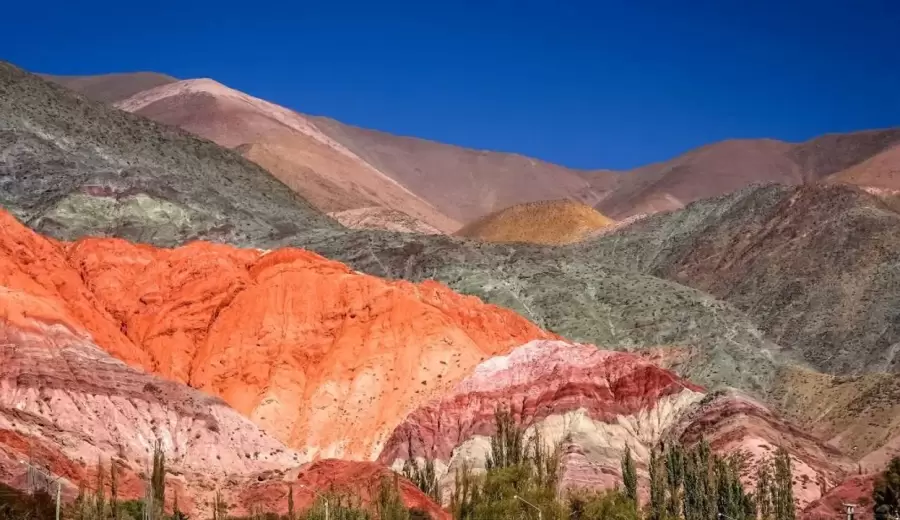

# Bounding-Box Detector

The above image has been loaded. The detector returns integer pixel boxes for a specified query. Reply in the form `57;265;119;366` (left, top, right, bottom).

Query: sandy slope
456;199;614;245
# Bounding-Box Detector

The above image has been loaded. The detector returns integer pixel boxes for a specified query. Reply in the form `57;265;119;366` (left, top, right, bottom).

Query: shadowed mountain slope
828;143;900;191
41;71;178;103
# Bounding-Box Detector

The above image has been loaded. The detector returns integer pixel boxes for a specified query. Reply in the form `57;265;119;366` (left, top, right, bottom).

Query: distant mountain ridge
39;71;178;103
44;72;613;229
44;71;900;230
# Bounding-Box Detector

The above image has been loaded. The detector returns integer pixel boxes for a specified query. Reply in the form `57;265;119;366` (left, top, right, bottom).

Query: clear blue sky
3;0;899;170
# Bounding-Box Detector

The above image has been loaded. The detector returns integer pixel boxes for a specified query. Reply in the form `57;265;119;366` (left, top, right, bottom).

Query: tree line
403;407;797;520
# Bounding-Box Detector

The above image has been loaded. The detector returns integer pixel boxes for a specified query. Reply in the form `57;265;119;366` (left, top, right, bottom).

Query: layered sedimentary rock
0;209;554;462
379;340;852;507
0;322;448;519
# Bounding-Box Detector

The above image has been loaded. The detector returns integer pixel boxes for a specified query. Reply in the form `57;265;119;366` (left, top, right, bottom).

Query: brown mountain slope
789;127;900;179
828;143;900;190
311;116;612;222
40;71;178;103
770;365;900;469
112;79;459;232
455;199;614;245
596;139;802;218
47;69;900;229
598;129;900;219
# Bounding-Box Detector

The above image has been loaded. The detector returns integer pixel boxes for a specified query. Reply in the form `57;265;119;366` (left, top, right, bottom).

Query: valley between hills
2;60;900;519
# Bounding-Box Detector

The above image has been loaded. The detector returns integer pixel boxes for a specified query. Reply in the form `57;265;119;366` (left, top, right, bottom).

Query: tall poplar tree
773;447;796;520
621;445;638;510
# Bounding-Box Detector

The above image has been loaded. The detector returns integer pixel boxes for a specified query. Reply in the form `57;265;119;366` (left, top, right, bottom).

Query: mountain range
2;59;900;518
45;70;900;235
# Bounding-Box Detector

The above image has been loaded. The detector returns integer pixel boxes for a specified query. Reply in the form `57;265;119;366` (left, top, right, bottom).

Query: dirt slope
789;128;900;180
596;139;802;218
40;71;178;103
455;199;614;245
828;143;900;190
113;79;459;232
310;116;609;223
597;129;900;219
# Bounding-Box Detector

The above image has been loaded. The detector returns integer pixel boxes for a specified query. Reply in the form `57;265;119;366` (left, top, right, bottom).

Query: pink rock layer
0;305;444;517
379;340;854;508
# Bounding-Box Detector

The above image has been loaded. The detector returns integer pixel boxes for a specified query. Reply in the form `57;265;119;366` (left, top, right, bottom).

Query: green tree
621;445;638;510
110;460;119;520
449;406;563;520
0;482;55;520
874;456;900;518
449;461;480;520
714;456;741;520
666;444;685;519
212;489;228;520
118;499;144;520
647;445;667;520
151;441;166;520
755;455;774;520
171;491;188;520
682;447;702;520
772;447;796;520
402;457;439;502
96;457;107;520
374;475;409;520
302;493;370;520
486;407;525;470
570;489;641;520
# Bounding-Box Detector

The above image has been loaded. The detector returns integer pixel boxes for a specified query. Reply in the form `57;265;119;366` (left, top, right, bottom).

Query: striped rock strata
0;312;446;517
0;209;553;462
378;340;853;508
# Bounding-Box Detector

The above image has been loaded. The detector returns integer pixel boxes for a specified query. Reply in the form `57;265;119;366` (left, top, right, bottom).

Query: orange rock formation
0;210;554;461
